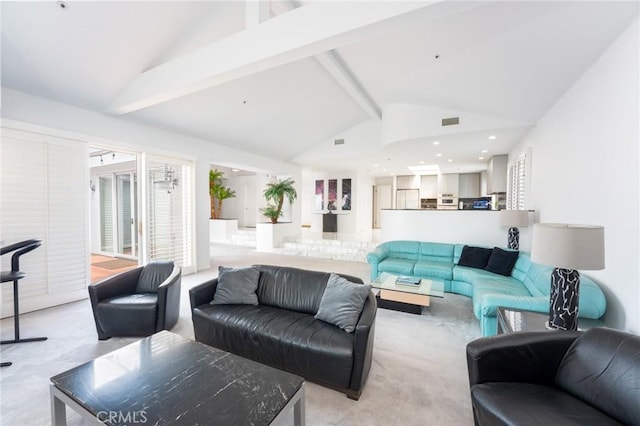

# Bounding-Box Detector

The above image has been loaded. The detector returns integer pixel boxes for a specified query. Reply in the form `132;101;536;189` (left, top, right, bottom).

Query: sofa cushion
417;242;454;262
211;266;259;305
256;265;329;314
315;273;371;333
413;260;453;280
378;258;416;276
136;261;174;293
472;279;530;319
471;382;621;426
96;293;158;335
457;246;493;269
192;304;354;388
453;265;509;283
555;328;640;425
485;247;519;276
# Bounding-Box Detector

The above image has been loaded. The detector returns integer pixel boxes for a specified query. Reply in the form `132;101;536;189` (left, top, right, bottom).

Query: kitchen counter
380;209;534;251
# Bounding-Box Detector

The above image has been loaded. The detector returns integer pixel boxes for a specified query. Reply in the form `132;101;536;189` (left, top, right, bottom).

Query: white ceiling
2;1;638;177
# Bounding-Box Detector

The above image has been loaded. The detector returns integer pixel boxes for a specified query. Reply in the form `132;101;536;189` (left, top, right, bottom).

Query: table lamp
500;210;529;250
531;223;605;331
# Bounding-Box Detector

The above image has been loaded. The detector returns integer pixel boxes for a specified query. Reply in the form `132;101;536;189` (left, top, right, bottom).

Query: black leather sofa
189;265;376;400
466;328;640;425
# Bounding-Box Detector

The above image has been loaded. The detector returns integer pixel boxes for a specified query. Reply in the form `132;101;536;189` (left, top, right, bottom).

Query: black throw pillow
485;247;519;277
457;246;493;269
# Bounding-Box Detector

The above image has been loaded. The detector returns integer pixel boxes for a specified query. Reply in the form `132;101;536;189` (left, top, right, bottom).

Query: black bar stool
1;239;47;367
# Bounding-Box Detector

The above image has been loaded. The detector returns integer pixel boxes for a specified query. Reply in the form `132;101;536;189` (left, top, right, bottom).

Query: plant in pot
209;169;236;219
262;177;297;224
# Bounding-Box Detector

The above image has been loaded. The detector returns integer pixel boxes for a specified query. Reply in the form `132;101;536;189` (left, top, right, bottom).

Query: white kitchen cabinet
487;155;508;194
396;175;419;189
437;173;459;194
420;175;438;199
459;173;481;198
480;171;488;196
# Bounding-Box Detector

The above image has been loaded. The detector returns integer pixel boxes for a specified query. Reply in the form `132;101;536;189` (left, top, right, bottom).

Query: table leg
50;386;67;426
293;384;305;426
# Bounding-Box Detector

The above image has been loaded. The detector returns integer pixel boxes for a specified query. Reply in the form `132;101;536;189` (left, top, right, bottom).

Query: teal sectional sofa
366;241;606;336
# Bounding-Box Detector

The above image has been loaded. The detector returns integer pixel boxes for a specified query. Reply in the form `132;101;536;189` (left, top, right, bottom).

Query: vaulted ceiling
2;1;638;176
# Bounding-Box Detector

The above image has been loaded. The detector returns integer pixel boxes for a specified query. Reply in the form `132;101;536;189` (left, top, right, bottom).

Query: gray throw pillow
136;260;174;293
315;273;371;333
211;266;260;305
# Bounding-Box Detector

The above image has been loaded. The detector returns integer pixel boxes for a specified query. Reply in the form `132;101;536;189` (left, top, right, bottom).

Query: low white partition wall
256;222;299;252
380;210;534;252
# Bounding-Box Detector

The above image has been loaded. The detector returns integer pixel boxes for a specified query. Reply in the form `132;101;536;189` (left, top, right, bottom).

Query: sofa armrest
189;278;218;310
156;266;182;331
466;331;580;387
366;246;388;280
88;267;143;305
480;294;549;317
349;291;377;392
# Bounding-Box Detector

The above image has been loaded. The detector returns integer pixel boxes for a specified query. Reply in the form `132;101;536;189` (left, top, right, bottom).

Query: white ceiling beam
271;0;381;120
245;0;270;29
108;1;441;115
314;51;381;120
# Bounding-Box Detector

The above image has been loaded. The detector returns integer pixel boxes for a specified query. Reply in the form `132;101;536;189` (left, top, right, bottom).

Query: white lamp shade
500;210;529;228
531;223;605;270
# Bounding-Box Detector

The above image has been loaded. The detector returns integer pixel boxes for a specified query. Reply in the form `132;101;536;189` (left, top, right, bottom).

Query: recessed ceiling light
433;141;440;146
448;158;453;162
419;160;424;164
481;149;488;153
478;156;485;160
488;135;496;140
436;153;442;157
390;173;394;176
373;163;379;167
383;168;387;172
231;168;240;172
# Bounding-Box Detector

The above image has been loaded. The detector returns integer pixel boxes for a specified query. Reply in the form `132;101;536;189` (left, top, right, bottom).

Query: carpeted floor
1;247;479;425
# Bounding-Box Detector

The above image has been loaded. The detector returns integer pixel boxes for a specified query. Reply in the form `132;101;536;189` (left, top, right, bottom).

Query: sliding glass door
143;155;195;273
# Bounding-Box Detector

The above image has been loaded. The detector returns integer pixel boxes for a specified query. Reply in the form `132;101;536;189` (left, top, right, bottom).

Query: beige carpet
1;246;479;426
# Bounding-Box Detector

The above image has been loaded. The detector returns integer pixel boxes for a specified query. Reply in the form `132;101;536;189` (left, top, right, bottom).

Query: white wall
2;88;299;271
301;169;373;234
509;18;639;333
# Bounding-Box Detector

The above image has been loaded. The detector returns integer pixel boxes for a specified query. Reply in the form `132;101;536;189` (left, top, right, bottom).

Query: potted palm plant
209;169;237;219
256;177;298;252
261;177;297;224
209;169;237;242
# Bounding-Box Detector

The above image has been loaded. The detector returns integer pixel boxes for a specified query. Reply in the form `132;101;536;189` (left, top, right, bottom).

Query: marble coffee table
50;331;304;425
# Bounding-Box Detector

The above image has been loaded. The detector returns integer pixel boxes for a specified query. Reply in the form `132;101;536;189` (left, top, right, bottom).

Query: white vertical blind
507;154;527;210
145;157;194;271
99;175;113;252
1;129;88;316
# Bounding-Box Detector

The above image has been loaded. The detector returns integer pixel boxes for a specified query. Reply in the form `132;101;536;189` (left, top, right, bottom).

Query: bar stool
1;239;47;367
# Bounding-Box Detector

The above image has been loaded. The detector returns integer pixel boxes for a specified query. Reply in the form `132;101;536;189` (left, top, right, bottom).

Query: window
507;152;527;210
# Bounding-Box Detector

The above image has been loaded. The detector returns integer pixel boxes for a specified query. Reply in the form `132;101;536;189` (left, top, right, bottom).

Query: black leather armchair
466;328;640;426
88;261;181;340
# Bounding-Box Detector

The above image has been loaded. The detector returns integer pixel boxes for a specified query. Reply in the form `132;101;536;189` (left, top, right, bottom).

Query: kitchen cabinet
420;175;438;199
396;175;419;190
487;155;507;194
480;171;488;196
459;173;481;198
437;173;459;195
396;189;420;209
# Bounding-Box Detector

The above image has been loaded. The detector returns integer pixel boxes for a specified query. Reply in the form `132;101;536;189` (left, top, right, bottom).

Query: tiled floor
90;254;137;283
